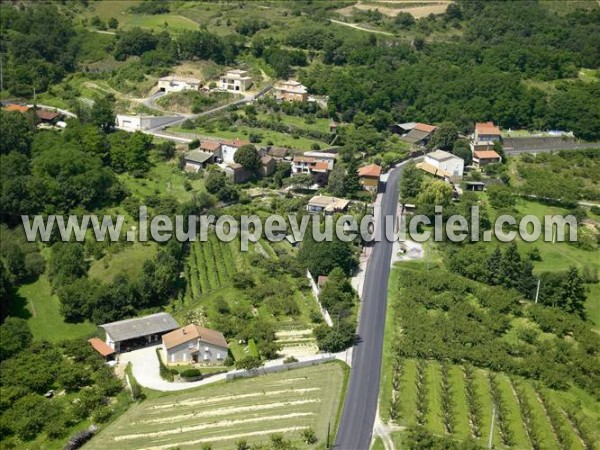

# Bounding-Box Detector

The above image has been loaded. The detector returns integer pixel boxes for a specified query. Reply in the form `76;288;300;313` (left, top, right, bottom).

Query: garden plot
85;363;345;450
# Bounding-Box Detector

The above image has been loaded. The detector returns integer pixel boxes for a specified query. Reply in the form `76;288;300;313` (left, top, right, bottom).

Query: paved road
334;164;405;450
504;143;599;154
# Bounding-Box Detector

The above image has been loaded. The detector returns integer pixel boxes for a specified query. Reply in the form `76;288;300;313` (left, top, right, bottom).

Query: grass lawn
13;275;96;342
89;242;157;283
169;125;327;151
119;160;206;203
256;112;332;134
86;362;347;449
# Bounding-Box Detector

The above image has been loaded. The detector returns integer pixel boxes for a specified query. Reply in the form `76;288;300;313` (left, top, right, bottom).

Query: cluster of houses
2;103;67;129
403;121;504;184
182;138;277;183
90;312;230;365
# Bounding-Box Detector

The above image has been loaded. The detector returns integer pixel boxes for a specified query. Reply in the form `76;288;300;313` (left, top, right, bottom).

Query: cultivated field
85;363;346;449
386;358;598;449
337;1;452;18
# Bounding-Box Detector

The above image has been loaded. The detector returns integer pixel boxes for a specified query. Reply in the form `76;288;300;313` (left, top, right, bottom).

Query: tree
452;140;472;166
107;17;119;29
327;165;346;197
344;159;362;197
205;170;227;194
314;320;355;352
417;180;453;207
399;162;423;201
319;268;356;318
298;234;358;277
0;110;33;155
90;96;115;132
428;122;458;151
233;144;261;172
108;131;152;174
0;317;32;361
487;184;516;210
235;355;262;370
155;141;175;160
48;243;88;289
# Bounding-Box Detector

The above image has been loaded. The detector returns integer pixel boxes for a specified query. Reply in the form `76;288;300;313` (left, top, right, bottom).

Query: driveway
118;345;227;392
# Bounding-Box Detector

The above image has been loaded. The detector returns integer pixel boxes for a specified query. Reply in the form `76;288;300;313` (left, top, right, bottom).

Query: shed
100;312;179;353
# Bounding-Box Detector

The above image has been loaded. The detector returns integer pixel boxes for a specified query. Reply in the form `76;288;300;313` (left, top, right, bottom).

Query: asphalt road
334;164;404;450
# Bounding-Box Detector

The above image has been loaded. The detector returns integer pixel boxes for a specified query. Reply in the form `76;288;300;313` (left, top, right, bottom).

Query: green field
386;357;596;449
13;275;96;342
86;363;347;449
89;242;157;283
170;125;328;151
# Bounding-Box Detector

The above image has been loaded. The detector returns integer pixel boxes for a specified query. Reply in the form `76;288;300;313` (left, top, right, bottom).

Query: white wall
221;144;238;163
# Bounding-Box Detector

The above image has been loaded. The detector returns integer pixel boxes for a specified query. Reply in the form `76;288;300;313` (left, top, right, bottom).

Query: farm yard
337;1;453;18
85;363;347;449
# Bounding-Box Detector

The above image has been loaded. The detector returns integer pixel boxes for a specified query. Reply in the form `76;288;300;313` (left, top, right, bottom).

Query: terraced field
387;358;598;449
85;363;346;449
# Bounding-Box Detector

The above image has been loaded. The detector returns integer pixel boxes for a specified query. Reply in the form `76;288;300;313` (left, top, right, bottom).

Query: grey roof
399;129;430;144
185;150;214;164
398;122;417;131
100;313;179;342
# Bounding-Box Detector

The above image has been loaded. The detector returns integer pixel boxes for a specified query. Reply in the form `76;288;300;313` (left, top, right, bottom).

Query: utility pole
535;279;541;304
426;238;431;271
488;405;496;449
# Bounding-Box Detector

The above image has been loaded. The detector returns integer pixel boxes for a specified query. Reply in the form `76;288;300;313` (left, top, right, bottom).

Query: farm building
157;76;201;93
162;324;228;364
358;164;382;193
273;80;308;102
292;152;336;175
392;122;437;146
218;69;253;92
260;155;276;176
307;195;349;214
100;313;179;353
88;338;116;361
183;150;214;172
417;150;464;182
223;163;252;184
115;114;179;132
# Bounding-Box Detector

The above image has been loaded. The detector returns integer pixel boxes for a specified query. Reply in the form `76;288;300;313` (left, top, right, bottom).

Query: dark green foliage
108;130;152;174
90;96;116;133
538;266;587;318
129;0;170;15
313;320;355;353
298;233;357;278
0;110;33;155
318;268;356;319
235;355;262;370
404;425;483;449
486;184;516;210
233;144;261;172
0;317;32;361
399;162;423;202
1;4;77;96
156;348;176;381
488;374;513;446
114;27;158;60
180;368;202;378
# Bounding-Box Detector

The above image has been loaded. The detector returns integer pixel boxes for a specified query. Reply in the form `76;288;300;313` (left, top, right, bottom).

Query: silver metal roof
100;313;179;342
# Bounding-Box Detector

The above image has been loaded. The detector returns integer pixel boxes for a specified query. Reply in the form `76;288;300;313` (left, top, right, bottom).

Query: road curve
334;164;405;450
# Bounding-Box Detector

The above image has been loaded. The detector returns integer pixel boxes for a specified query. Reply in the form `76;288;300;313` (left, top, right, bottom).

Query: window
203;354;209;361
188;342;194;349
217;353;222;360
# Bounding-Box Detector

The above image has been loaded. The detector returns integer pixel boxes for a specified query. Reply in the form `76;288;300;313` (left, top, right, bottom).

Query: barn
100;313;179;353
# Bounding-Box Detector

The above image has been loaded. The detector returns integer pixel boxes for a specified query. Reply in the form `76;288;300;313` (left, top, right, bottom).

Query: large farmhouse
100;313;179;353
162;324;228;364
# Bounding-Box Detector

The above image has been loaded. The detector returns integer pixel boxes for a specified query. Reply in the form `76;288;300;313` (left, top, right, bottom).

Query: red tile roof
36;110;59;121
89;338;116;357
475;122;501;136
162;324;228;350
200;141;222;152
414;123;437;133
312;161;330;172
318;275;328;287
358;164;382;178
221;138;250;148
474;150;501;159
5;104;29;113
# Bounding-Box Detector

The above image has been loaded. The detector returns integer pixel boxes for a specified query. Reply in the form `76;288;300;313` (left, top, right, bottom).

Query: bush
283;356;298;364
180;368;202;378
235;356;262;370
92;406;113;423
156;349;176;382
